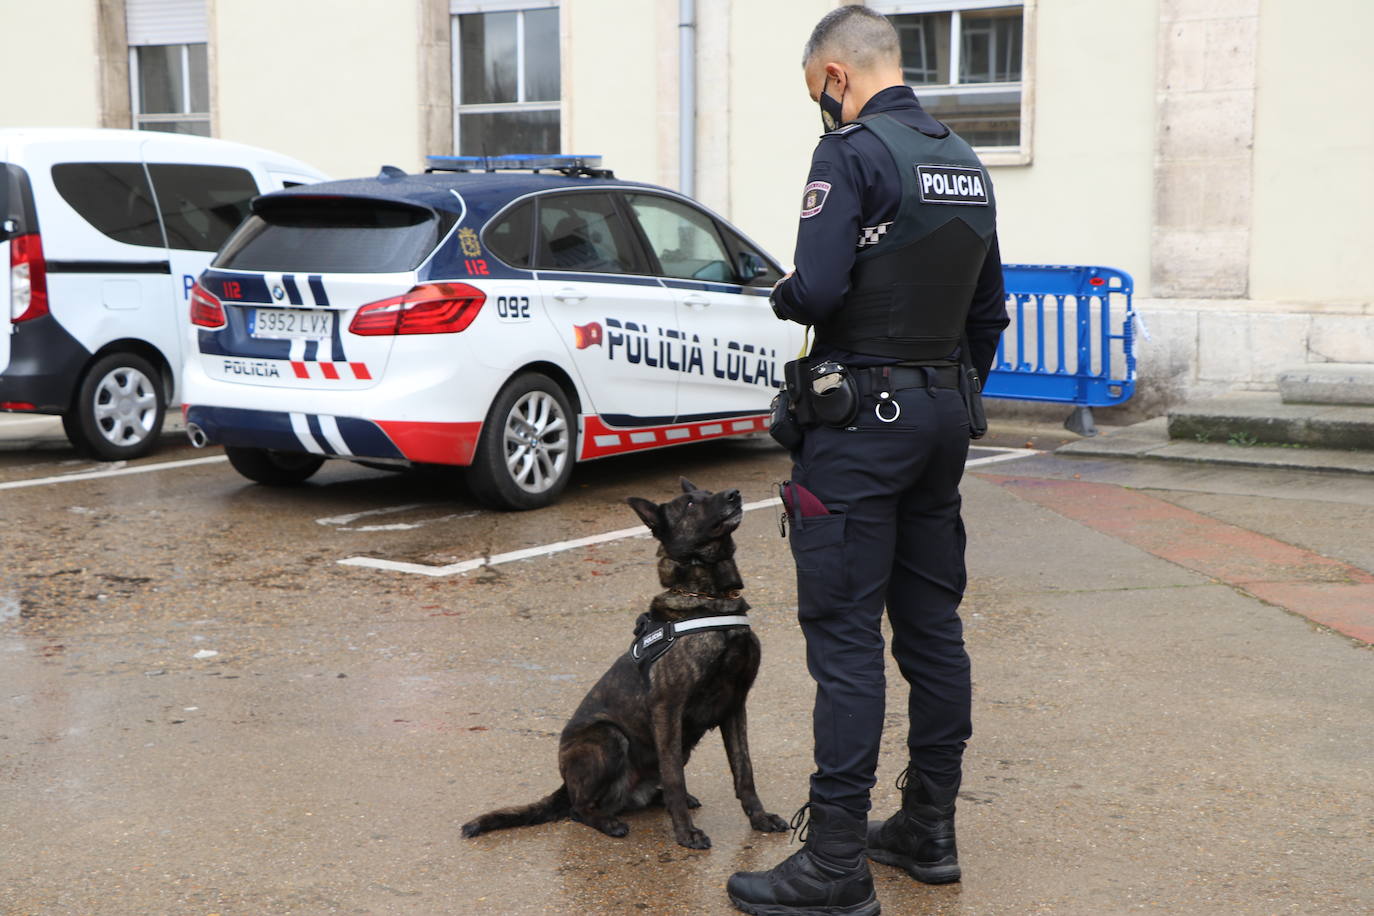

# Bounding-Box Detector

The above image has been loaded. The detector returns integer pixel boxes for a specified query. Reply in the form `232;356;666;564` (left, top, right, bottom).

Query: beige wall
990;0;1157;290
0;0;104;127
1250;0;1374;303
211;0;425;179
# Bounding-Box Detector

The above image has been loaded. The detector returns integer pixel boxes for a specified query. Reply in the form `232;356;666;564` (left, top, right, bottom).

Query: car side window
485;200;534;268
51;162;166;249
147;164;260;252
534;193;641;274
625;193;734;283
719;224;783;288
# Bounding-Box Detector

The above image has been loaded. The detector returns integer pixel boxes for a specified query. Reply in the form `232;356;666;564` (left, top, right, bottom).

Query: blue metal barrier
983;264;1137;436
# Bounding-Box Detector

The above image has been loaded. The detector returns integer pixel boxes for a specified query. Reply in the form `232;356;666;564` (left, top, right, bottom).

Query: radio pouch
958;333;988;439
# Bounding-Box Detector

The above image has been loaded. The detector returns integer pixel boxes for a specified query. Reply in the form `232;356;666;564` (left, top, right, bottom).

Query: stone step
1166;394;1374;451
1056;416;1374;475
1278;363;1374;406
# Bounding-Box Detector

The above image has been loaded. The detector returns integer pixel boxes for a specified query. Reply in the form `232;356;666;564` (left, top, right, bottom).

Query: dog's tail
461;785;571;838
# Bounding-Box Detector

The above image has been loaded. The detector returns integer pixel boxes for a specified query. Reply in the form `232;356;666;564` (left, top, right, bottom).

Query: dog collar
669;587;743;600
629;612;752;669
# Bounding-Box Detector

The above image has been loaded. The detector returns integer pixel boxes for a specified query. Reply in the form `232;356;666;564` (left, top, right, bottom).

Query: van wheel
64;352;165;460
225;446;325;486
466;372;576;511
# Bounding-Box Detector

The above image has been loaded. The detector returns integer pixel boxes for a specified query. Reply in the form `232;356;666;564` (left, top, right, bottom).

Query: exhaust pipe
186;423;208;448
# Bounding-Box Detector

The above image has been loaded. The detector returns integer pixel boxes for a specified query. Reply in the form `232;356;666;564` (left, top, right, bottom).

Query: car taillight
349;282;487;336
9;233;49;323
189;281;227;328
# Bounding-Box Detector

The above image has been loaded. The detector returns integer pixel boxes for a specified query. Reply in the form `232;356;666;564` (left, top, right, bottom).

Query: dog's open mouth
712;507;744;536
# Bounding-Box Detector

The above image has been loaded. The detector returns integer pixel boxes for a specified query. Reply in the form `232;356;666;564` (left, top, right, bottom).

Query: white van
1;128;326;459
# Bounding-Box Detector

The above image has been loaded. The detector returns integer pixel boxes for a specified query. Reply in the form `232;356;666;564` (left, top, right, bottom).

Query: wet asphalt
1;416;1371;915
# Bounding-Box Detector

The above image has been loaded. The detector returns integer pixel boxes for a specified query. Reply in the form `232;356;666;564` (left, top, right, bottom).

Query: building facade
4;0;1371;412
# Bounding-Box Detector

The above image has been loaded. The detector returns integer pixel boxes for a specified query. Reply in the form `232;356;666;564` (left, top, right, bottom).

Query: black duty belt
856;365;961;394
629;612;751;670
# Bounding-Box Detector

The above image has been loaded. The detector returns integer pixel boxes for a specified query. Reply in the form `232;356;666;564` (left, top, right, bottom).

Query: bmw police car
183;155;802;510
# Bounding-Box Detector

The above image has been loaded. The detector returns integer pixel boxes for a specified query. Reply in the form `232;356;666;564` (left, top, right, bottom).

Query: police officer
727;7;1009;915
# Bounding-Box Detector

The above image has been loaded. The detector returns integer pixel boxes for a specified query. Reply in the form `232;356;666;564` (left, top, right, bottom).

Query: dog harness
629;611;752;670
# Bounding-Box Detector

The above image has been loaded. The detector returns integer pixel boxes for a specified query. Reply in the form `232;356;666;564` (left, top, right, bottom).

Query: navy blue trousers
788;383;972;814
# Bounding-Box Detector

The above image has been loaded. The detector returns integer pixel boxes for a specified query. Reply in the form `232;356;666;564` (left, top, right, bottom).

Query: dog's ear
679;477;698;494
625;496;663;533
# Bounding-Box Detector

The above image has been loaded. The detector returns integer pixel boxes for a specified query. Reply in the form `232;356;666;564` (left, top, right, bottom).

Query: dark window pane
960;8;1022;84
2;164;38;241
535;193;641;274
148;164;259;252
922;89;1021;147
140;119;212;137
891;13;950;85
524;8;561;102
625;194;731;281
485;201;533;268
215;199;452;273
137;44;184;114
458;109;559;156
51;162;164;248
188;43;209;112
460;12;518;105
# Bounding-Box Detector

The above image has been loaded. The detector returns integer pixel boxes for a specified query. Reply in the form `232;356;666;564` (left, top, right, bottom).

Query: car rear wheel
467;372;576;511
63;352;166;460
225;446;325;486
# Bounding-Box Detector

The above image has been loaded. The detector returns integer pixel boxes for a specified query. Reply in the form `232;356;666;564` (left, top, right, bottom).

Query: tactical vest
815;114;997;362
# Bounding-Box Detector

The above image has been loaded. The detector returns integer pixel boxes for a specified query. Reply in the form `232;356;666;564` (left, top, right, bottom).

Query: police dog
461;479;789;849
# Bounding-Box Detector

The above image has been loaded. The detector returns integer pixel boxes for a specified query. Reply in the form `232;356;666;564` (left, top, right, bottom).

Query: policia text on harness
770;113;993;444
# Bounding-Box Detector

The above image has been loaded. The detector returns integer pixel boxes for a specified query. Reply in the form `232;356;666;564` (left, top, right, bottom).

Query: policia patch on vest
915;164;989;206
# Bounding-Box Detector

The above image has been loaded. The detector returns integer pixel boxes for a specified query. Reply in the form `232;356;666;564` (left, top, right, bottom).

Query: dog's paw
750;812;790;833
676;827;712;850
604;820;630;838
686;793;702;809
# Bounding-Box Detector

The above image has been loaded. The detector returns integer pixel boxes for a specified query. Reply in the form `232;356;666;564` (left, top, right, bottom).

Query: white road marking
0;455;229;491
337;447;1042;578
315;503;430;526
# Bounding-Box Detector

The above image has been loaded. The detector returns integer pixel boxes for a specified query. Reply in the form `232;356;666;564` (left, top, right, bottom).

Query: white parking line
338;447;1041;577
0;455;229;491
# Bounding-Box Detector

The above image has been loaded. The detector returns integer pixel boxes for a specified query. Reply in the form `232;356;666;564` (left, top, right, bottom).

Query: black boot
866;767;961;884
727;802;880;916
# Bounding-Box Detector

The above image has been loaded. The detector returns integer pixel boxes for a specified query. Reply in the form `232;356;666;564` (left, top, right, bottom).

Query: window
451;2;561;155
130;43;210;136
625;195;735;283
215;199;453;274
534;194;642;274
485;201;535;268
718;226;784;288
873;1;1028;155
51;163;166;249
147;164;258;252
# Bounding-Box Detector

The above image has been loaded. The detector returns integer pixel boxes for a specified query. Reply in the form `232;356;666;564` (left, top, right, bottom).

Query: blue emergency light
425;154;611;177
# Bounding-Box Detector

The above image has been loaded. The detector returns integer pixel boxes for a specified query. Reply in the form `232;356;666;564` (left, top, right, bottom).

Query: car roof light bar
425;154;613;178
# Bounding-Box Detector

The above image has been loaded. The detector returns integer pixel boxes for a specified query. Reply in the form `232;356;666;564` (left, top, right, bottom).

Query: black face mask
819;74;845;132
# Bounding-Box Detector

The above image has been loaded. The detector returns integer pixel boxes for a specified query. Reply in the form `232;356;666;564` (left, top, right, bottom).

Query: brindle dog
461;479;789;849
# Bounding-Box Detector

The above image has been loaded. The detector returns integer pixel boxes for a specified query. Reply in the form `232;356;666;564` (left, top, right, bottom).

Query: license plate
249;308;335;340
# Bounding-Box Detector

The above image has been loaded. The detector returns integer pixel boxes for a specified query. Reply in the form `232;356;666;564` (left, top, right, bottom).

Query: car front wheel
225;446;325;486
63;352;166;460
466;372;576;511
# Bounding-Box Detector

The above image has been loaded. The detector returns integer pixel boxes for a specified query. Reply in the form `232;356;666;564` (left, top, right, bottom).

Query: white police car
183;155;802;510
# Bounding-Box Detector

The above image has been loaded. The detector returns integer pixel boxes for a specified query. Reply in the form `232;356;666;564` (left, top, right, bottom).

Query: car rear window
213;197;454;273
148;163;258;252
534;193;643;274
484;200;533;268
2;164;38;241
51;162;165;248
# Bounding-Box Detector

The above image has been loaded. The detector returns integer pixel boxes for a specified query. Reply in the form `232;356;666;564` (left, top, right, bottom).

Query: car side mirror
736;251;768;281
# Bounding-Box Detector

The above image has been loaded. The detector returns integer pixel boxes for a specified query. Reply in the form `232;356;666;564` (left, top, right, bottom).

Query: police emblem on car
915;164;989;206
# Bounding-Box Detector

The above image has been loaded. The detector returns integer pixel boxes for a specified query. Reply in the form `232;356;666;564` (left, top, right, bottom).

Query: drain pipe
679;0;696;197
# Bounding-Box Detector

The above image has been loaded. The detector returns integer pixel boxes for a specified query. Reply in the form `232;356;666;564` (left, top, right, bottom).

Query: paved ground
1;415;1370;914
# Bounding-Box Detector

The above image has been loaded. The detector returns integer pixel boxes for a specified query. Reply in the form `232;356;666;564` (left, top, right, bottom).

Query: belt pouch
769;387;803;450
783;358;817;426
958;335;988;439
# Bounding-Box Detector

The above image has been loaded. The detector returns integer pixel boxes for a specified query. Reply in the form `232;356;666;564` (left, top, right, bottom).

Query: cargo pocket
790;510;849;621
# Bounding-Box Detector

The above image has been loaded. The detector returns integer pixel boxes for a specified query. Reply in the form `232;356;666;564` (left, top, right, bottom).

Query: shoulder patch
800;181;831;219
915;164;990;206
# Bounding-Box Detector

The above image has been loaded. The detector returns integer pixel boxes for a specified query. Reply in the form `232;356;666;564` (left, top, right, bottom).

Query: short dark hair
802;5;901;69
